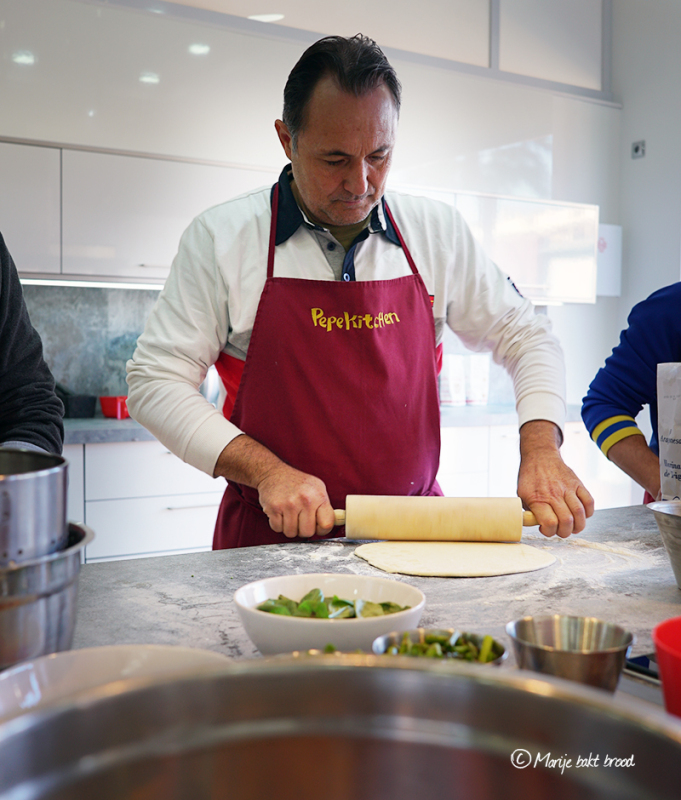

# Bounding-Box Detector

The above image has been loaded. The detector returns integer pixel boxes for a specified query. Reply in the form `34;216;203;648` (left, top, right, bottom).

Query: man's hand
213;434;335;538
518;420;595;538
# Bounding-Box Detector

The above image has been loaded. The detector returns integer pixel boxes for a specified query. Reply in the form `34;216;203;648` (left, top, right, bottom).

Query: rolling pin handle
334;509;346;527
523;510;538;527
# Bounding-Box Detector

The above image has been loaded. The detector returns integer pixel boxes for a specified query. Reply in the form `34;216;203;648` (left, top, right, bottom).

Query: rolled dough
354;541;556;577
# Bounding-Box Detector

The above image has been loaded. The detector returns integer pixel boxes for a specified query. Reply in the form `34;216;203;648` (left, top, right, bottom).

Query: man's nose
344;162;369;196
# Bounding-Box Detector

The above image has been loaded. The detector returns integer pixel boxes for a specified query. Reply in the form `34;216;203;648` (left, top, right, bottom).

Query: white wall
611;0;681;331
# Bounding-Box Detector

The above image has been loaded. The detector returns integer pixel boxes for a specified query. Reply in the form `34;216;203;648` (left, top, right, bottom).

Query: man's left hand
517;420;595;538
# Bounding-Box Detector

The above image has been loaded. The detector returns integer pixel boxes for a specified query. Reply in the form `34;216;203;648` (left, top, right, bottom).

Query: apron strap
267;183;280;279
383;202;419;276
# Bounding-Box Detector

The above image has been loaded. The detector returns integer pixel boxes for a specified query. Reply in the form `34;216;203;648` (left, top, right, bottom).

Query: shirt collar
271;165;400;247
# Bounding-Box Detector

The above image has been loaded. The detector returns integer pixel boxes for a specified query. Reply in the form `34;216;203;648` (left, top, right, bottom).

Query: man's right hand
213;434;335;538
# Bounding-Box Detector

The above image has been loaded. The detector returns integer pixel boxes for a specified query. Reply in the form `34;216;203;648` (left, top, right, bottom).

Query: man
582;281;681;502
0;232;64;454
127;34;593;548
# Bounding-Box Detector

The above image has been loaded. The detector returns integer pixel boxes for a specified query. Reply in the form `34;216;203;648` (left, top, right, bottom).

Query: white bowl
234;573;425;655
0;645;230;722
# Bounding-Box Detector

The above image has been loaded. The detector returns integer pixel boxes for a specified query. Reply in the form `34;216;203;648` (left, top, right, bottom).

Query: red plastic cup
99;396;129;420
652;616;681;717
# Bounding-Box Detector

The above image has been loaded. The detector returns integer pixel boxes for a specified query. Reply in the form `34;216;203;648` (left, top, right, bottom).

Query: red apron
213;185;442;549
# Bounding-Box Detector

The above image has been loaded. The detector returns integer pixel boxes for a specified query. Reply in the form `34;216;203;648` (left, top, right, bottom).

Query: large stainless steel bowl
0;656;679;799
0;522;94;670
648;501;681;589
0;448;68;566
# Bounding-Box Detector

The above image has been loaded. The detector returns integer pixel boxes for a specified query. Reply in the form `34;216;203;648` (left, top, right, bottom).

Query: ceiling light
247;14;285;23
12;50;35;65
139;72;160;84
188;43;210;55
87;110;96;117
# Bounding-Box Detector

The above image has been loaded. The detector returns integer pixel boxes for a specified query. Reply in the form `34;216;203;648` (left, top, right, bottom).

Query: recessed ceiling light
247;14;285;23
139;72;160;84
188;43;210;56
12;50;35;65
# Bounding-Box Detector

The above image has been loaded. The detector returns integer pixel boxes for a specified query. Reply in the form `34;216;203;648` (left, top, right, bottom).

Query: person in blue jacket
581;281;681;502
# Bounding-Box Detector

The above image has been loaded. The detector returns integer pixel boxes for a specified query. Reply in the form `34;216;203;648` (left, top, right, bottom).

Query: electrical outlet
632;140;646;159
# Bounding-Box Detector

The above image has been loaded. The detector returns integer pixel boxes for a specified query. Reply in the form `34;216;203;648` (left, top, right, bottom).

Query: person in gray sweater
0;232;64;454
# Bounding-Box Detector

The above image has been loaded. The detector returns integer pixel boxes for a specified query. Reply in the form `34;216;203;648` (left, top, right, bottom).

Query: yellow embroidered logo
311;308;401;331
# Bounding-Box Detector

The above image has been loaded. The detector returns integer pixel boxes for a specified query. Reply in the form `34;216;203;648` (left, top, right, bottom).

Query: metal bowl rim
2;654;680;747
0;522;94;575
648;500;681;517
0;448;68;481
505;614;634;655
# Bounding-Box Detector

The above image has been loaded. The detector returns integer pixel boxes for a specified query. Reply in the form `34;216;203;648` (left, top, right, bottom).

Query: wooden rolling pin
333;495;538;542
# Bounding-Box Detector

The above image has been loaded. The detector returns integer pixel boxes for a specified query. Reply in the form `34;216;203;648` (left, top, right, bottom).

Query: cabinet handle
137;263;170;269
165;503;218;511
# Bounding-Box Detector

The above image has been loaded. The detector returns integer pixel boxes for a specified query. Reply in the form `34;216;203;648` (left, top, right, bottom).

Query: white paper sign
657;363;681;500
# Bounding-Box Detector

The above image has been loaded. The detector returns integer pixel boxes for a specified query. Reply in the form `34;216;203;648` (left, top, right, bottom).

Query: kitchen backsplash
23;284;515;407
22;286;160;397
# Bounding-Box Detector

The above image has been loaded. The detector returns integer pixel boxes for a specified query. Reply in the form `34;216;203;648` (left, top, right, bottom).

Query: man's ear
274;119;294;159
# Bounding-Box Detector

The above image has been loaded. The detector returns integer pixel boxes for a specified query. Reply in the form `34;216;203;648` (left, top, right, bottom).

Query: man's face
275;76;398;227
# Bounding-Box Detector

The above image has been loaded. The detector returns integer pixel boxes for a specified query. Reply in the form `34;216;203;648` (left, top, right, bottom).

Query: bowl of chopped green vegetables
234;573;425;655
372;628;506;665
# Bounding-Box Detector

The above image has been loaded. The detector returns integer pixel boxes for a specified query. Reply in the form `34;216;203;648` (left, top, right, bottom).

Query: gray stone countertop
74;504;678;707
65;404;584;443
64;418;156;444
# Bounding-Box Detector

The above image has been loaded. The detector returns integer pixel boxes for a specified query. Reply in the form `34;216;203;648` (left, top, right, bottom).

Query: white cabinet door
63;444;85;524
0;141;60;274
84;491;223;561
84;441;225;501
437;426;489;497
62;149;277;280
488;425;520;497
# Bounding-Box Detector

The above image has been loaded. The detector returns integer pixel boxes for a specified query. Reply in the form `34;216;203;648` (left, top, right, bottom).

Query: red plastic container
652;616;681;718
99;396;129;420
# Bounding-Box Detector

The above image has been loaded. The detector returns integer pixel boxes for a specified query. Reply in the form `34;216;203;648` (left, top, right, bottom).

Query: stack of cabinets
437;422;636;509
1;139;277;282
64;441;225;562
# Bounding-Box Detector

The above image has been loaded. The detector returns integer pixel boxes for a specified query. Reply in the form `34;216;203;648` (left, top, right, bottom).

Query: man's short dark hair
282;34;401;146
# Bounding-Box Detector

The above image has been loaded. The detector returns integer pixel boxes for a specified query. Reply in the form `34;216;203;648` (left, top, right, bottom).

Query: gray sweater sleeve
0;232;64;454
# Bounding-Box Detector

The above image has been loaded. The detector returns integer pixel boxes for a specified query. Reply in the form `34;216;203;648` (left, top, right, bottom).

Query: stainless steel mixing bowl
0;448;68;566
506;614;633;692
0;522;94;670
0;656;679;799
648;501;681;589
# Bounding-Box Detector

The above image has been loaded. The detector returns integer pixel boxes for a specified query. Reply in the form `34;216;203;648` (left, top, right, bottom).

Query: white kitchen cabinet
84;492;224;561
62;150;277;281
84;441;222;501
0;141;60;274
64;443;85;524
83;441;225;562
438;419;636;510
437;426;489;497
488;425;521;497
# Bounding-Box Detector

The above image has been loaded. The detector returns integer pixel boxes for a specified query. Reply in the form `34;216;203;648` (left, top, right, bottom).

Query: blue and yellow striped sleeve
590;415;645;457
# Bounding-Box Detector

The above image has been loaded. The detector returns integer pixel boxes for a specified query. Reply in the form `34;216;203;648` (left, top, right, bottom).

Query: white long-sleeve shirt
126;168;566;477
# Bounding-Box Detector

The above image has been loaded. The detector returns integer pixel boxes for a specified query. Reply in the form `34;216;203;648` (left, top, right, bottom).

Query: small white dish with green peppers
234;573;425;655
